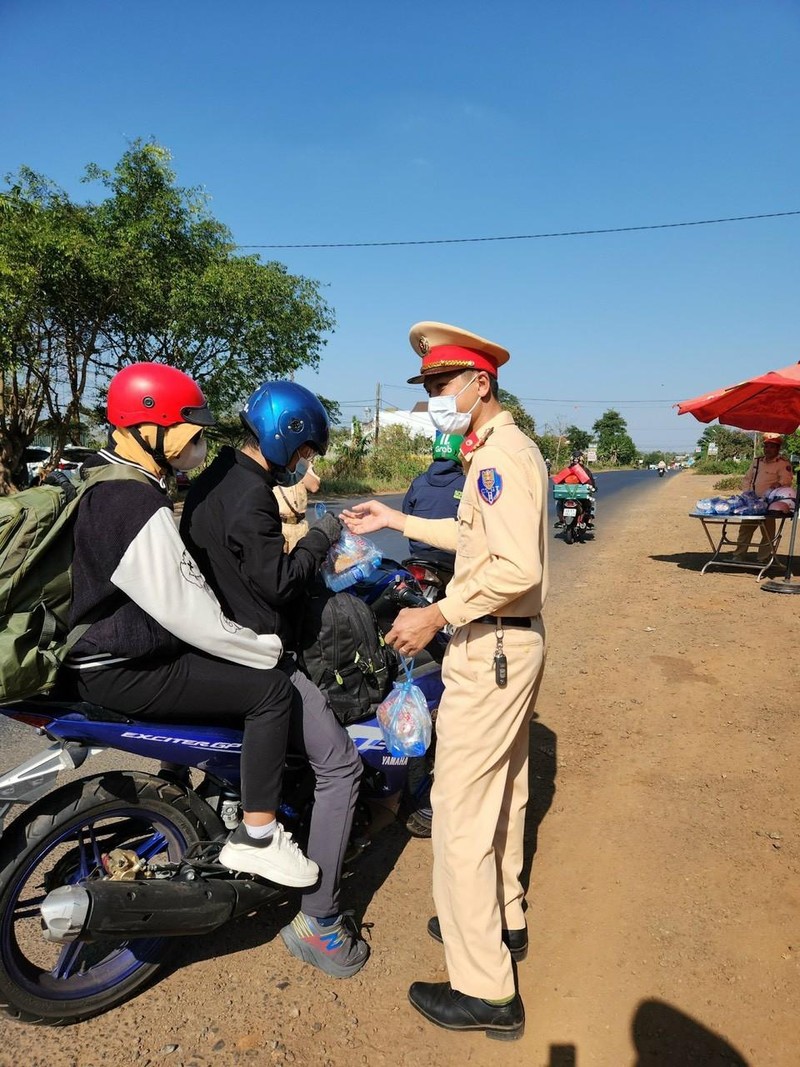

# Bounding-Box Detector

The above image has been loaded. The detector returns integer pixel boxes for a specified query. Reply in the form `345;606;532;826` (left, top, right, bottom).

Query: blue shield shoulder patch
478;467;503;505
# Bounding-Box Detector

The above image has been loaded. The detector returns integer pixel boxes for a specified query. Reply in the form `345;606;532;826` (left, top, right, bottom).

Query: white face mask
172;435;207;472
427;376;480;436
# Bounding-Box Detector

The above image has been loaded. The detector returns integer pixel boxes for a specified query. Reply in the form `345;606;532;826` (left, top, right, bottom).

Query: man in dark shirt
402;432;465;558
181;381;369;979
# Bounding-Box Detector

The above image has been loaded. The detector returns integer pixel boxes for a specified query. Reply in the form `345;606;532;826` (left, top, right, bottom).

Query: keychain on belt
494;620;507;687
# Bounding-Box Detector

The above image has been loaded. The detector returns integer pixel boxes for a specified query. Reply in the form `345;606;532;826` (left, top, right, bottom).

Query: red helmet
107;363;215;428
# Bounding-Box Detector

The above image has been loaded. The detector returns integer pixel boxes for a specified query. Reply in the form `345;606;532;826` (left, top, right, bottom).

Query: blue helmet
240;381;330;468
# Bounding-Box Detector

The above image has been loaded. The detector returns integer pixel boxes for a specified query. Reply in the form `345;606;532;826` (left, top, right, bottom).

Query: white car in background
23;446;97;486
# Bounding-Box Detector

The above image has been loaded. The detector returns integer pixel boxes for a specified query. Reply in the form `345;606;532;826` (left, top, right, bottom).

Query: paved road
318;467;674;564
0;470;677;773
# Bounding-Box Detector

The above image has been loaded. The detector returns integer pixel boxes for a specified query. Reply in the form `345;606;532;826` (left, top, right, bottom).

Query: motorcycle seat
6;693;132;723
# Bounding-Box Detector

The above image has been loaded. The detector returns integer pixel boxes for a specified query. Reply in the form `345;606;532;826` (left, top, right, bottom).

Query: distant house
362;404;436;441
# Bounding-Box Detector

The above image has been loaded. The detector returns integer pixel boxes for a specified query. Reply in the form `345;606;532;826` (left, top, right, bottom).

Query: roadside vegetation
3;138;709;497
0;141;333;493
692;425;800;489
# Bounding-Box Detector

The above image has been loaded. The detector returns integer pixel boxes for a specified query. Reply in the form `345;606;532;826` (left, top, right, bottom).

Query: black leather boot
427;915;528;962
408;981;524;1040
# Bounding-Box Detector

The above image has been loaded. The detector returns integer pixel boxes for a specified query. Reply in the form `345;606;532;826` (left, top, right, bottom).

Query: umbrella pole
761;465;800;594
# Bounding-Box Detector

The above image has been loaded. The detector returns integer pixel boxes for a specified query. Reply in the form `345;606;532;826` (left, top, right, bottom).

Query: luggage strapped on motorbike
0;463;148;703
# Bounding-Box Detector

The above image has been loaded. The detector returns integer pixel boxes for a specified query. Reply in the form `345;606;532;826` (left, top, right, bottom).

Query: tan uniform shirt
741;455;794;497
272;483;308;552
273;467;321;553
403;410;549;626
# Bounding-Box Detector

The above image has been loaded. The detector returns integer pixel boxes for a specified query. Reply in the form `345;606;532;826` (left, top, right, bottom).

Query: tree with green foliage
641;450;671;467
695;425;755;462
317;396;342;426
592;409;636;465
564;424;592;453
782;429;800;461
498;388;535;437
0;141;335;492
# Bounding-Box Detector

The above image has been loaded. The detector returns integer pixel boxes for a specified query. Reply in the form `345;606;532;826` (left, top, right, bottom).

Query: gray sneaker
218;822;319;888
280;912;370;978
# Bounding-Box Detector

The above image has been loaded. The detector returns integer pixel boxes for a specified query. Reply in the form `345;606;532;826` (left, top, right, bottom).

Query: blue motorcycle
0;563;444;1025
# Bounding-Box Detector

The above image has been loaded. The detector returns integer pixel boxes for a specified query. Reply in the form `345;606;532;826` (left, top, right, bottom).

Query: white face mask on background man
427;375;480;436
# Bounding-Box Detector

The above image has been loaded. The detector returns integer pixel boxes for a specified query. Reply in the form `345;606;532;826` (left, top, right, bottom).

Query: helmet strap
129;425;169;471
154;425;169;470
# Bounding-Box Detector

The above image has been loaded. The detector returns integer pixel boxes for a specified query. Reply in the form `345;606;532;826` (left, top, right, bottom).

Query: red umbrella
676;360;800;433
677;360;800;593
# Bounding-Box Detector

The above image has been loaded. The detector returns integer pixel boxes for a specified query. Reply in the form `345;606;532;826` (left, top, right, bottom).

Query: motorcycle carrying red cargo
0;464;147;703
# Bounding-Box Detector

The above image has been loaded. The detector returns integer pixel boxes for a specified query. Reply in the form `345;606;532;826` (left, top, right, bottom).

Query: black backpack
299;587;398;726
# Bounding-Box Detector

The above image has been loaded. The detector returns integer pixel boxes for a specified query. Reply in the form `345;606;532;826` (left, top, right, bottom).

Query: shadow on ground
546;998;749;1066
521;716;558;894
631;998;749;1066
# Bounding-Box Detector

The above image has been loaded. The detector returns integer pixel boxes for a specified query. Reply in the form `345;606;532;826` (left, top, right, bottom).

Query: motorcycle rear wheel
564;524;575;544
0;771;204;1025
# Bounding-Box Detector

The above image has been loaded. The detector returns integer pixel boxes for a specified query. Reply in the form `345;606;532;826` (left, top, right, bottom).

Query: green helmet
432;432;463;463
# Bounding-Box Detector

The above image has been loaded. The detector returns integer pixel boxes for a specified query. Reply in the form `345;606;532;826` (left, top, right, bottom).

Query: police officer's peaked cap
407;322;510;384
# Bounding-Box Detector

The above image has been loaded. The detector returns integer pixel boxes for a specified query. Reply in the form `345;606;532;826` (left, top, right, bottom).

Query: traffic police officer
343;322;548;1041
733;432;794;562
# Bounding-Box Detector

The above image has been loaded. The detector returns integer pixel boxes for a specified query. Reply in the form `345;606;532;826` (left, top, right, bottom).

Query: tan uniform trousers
735;517;776;558
432;616;546;1000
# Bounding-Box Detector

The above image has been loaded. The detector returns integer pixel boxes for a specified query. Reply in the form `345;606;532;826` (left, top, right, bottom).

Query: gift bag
316;504;382;591
376;658;432;757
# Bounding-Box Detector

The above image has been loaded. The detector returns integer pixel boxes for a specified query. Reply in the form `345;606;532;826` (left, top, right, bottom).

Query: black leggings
75;650;294;812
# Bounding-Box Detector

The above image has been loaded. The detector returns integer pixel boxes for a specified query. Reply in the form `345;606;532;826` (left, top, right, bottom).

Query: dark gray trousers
75;653;362;918
285;665;362;918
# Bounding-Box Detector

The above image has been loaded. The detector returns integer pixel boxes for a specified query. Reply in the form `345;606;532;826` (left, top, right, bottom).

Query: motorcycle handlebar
387;583;429;609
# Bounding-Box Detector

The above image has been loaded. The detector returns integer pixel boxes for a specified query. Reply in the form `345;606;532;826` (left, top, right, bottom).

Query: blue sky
2;0;799;451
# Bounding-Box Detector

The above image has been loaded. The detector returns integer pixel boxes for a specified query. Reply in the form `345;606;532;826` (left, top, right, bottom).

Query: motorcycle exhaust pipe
40;876;282;944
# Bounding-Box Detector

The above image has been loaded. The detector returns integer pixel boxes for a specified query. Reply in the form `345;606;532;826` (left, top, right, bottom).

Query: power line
235;209;800;250
516;397;679;405
382;383;679;404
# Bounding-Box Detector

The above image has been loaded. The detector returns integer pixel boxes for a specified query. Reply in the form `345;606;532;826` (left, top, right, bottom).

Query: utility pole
374;382;381;442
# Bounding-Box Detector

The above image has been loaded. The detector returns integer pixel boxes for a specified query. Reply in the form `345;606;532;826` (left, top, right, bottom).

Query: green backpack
0;463;147;704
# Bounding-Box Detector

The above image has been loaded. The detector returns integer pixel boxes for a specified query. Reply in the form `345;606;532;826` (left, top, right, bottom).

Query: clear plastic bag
315;504;382;591
695;497;718;514
376;658;432;757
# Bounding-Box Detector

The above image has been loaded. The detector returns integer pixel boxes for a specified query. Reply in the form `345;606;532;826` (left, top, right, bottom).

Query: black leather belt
473;615;533;628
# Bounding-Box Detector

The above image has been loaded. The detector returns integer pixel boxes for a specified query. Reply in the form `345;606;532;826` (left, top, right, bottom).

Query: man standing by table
343;321;548;1041
733;433;794;562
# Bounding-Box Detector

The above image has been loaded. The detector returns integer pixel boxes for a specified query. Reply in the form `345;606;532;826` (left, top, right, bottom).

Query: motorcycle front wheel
0;771;204;1025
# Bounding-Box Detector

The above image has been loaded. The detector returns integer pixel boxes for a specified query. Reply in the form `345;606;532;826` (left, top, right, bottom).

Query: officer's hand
313;511;344;548
386;603;446;658
341;500;404;534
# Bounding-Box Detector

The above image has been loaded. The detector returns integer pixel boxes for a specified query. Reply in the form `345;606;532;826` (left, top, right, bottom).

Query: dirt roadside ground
2;471;798;1067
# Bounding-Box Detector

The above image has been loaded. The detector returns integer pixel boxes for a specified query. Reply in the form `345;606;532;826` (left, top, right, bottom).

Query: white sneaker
218;821;319;888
